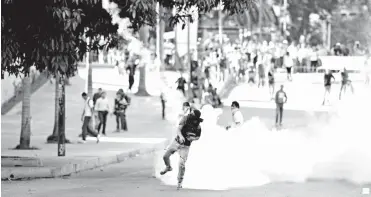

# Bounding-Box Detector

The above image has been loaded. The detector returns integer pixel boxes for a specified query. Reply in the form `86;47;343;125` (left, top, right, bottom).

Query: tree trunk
135;66;150;96
57;74;66;156
135;26;150;97
87;60;93;97
47;73;70;144
47;72;59;143
17;74;31;149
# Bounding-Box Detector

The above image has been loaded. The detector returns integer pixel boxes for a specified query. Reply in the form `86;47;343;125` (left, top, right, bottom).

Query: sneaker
78;140;86;144
96;135;100;143
177;182;182;190
160;166;172;175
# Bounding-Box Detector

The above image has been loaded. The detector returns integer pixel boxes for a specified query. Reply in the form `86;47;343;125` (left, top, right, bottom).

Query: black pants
116;112;127;131
82;116;98;140
177;86;185;97
129;75;134;90
161;100;166;119
97;111;108;134
275;104;283;125
310;61;318;72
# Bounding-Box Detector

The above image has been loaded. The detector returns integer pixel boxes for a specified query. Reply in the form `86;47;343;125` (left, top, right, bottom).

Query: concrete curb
1;140;169;181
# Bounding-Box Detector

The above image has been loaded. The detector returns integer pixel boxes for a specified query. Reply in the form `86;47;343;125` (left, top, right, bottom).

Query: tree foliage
2;0;258;79
1;0;118;78
331;14;371;46
287;0;338;40
110;0;257;30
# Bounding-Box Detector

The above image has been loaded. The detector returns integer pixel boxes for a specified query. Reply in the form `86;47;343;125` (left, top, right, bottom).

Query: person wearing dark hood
93;88;103;105
339;67;354;100
126;56;139;92
160;109;203;190
175;73;187;97
114;89;131;132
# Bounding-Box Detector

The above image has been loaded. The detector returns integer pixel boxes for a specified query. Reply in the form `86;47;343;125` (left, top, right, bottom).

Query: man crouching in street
160;109;203;190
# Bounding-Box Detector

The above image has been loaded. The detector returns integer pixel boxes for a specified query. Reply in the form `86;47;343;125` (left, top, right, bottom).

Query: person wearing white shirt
95;92;110;135
226;101;244;130
81;92;99;143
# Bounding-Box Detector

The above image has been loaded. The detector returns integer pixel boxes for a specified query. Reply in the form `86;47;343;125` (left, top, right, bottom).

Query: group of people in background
79;87;131;143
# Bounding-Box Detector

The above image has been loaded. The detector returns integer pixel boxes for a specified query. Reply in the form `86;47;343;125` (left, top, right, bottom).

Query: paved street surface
2;105;371;196
2;153;370;197
223;81;370;111
2;67;370;196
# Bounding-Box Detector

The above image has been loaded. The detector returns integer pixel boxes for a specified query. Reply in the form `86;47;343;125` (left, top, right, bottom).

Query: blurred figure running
322;69;335;105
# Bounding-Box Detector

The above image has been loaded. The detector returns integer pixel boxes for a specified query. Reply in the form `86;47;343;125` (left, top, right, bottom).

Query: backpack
181;115;200;134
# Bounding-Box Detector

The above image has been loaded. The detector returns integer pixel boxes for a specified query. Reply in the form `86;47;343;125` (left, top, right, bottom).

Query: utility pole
218;4;223;46
85;36;90;94
258;0;263;41
187;18;192;99
173;8;179;70
327;20;331;50
156;2;160;61
159;6;165;69
283;0;287;37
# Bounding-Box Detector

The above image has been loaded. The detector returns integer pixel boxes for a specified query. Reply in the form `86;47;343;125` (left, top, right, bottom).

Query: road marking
86;137;167;144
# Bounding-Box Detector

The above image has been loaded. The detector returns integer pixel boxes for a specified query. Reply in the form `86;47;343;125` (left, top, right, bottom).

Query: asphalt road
217;106;330;129
2;107;370;197
2;153;370;197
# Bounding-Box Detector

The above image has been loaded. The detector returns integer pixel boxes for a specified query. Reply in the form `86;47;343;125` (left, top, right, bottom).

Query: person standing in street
226;101;244;130
160;90;167;120
95;91;110;136
80;92;100;143
175;73;187;97
114;90;130;132
257;51;266;88
322;69;335;105
180;102;191;119
284;52;294;81
93;88;103;105
126;56;138;93
339;67;354;100
275;85;287;127
160;109;203;190
92;88;103;129
268;67;275;100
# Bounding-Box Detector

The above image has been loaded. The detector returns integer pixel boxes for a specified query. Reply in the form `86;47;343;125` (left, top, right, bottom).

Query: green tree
287;0;338;41
2;0;256;149
2;0;118;148
235;0;278;31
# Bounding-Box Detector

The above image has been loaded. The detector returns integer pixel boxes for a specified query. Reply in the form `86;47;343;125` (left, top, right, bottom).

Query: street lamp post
258;0;263;40
327;19;331;50
187;18;192;100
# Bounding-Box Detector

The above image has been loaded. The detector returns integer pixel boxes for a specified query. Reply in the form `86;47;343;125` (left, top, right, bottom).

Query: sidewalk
1;70;182;180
